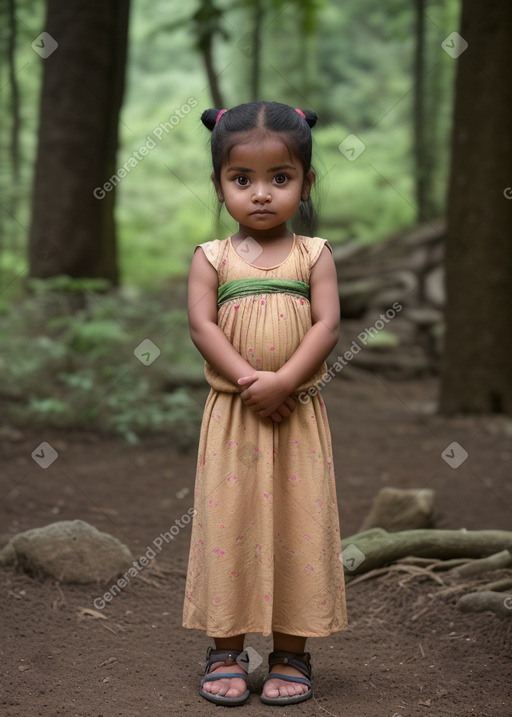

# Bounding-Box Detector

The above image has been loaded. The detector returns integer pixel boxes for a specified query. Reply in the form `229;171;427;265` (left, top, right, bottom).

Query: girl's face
214;132;314;236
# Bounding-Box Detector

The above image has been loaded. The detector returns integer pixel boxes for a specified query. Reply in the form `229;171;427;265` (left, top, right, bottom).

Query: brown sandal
260;650;313;705
199;646;250;706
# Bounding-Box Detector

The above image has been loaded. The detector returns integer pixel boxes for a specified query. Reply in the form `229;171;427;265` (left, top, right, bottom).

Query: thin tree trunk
7;0;20;216
413;0;429;222
28;0;130;284
201;39;225;109
251;0;263;101
439;0;512;414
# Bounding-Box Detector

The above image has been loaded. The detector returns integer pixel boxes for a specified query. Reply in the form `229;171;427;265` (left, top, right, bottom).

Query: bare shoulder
310;243;336;277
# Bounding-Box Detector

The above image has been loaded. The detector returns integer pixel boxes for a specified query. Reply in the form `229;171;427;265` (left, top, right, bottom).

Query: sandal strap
263;672;311;688
204;646;250;675
200;672;248;686
267;650;312;680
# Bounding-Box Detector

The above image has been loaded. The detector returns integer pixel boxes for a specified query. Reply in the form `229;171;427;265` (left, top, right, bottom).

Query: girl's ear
301;169;315;202
212;172;224;202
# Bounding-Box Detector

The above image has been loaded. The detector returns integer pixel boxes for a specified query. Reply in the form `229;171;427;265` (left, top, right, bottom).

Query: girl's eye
235;176;250;186
274;174;288;185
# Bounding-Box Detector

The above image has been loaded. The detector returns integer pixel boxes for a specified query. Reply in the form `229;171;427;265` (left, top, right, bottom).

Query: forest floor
1;371;511;717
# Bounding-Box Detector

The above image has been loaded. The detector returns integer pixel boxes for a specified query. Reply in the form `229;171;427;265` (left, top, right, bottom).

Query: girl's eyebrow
227;166;255;173
226;164;297;173
267;165;297;172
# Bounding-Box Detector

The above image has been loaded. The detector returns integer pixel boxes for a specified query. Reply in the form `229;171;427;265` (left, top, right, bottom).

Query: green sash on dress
217;278;310;308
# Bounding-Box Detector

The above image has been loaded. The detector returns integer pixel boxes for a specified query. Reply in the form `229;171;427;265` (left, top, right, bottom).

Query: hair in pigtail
201;109;221;131
302;109;318;129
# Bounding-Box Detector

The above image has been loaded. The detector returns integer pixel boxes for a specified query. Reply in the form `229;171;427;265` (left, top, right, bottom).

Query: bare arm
238;245;339;415
187;246;297;421
277;245;340;392
187;247;256;384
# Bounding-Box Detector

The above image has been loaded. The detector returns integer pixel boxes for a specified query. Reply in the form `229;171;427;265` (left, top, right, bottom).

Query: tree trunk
413;0;427;221
7;0;20;209
439;0;512;414
413;0;437;221
250;0;263;101
28;0;130;284
201;39;225;109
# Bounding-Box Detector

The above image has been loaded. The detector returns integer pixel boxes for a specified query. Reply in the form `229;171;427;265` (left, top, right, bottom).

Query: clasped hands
237;371;297;423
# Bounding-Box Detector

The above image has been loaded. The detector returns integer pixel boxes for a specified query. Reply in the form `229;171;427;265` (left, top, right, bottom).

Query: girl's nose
252;186;271;203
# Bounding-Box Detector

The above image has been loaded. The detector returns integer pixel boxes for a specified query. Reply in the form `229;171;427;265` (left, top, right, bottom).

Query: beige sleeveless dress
182;234;348;638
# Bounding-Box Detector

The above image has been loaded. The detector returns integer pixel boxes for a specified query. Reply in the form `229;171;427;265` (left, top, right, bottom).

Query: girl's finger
237;375;257;386
283;397;297;412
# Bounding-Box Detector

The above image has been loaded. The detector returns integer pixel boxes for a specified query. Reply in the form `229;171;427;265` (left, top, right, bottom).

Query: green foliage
0;0;461;294
1;284;205;447
364;330;400;349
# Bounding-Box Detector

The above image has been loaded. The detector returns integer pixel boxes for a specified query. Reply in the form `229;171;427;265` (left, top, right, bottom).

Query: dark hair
201;101;319;235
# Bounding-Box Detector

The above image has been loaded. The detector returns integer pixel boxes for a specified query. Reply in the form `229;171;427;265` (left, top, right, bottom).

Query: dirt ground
1;370;511;717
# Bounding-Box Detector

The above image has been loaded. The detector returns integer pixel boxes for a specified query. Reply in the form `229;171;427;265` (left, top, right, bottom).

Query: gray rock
359;487;435;532
0;520;133;584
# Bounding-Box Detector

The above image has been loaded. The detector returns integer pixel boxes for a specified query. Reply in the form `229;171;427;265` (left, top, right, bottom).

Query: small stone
0;520;133;584
359;487;435;532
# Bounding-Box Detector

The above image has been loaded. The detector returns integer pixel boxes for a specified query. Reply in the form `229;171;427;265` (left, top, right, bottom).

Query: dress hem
182;622;349;639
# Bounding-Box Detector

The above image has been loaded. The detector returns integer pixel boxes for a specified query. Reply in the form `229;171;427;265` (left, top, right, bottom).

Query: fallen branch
476;577;512;593
449;549;512;578
457;591;512;618
341;528;512;580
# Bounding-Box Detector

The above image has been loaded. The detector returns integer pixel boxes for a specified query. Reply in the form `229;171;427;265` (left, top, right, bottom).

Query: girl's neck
231;222;293;243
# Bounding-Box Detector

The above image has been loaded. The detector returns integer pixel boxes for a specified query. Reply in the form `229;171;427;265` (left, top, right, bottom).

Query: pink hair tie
295;108;306;119
216;109;227;124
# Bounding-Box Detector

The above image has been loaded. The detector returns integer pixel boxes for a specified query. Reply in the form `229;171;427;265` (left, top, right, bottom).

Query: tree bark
439;0;512;414
28;0;130;284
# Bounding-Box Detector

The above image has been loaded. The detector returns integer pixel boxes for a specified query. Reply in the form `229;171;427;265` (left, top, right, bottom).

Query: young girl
182;101;348;706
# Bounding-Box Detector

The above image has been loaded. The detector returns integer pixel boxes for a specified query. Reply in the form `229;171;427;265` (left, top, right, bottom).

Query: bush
1;278;205;447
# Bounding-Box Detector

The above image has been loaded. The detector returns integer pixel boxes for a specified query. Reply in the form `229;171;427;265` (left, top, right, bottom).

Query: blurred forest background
1;0;460;286
0;0;510;444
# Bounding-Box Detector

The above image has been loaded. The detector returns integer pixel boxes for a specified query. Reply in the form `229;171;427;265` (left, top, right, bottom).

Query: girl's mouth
251;210;273;215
